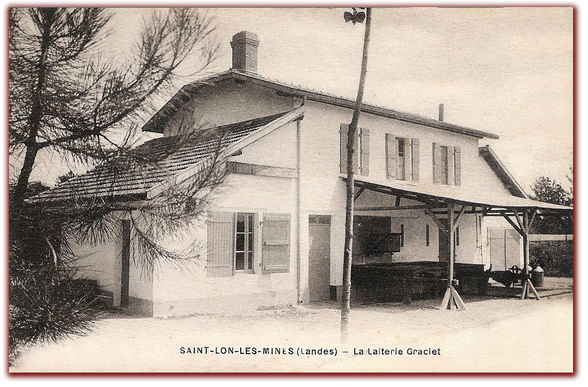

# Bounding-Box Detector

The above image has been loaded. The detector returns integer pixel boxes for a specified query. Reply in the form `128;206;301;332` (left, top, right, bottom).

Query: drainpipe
296;107;306;304
296;115;302;304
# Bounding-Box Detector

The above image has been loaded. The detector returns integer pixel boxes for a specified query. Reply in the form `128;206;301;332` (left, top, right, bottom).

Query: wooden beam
502;215;524;237
425;208;448;235
528;209;537;230
513;210;525;233
356;205;427;212
354;187;365;202
448;202;455;291
453;205;467;230
395;195;402;207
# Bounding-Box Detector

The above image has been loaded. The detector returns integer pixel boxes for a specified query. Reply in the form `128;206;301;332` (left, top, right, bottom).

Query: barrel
531;266;545;288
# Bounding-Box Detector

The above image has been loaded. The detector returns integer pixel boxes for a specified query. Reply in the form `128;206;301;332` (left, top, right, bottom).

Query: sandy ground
11;278;573;373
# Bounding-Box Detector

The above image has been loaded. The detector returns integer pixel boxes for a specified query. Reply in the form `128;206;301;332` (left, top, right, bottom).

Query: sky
14;6;574;195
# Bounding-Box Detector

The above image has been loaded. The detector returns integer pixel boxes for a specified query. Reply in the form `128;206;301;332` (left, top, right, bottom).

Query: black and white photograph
7;6;574;373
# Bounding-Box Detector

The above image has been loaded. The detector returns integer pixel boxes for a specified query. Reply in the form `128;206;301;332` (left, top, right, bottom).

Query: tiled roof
143;69;499;140
30;111;291;203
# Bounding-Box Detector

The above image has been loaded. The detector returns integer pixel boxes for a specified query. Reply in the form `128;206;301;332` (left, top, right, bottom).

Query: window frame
234;212;255;274
396;137;406;180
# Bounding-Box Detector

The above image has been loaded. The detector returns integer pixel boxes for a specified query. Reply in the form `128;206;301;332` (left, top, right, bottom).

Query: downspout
296;114;303;304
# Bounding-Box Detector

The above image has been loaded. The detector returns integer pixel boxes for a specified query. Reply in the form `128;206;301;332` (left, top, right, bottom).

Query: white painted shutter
411;138;420;182
262;213;291;273
433;142;441;184
454;146;461;186
340;124;348;173
360;128;370;176
386;133;396;180
206;211;234;277
447;145;454;186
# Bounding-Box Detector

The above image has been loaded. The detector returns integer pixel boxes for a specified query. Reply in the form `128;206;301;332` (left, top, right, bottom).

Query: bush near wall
529;240;573;278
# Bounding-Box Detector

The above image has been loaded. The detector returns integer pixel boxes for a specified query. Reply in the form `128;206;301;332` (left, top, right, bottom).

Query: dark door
439;220;449;263
309;215;331;302
121;220;131;308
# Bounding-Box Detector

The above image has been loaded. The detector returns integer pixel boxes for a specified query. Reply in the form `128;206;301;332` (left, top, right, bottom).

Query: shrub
9;251;101;365
530;240;573;278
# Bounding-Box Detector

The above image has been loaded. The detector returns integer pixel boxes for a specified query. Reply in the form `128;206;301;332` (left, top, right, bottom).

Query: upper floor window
397;138;406;180
433;143;461;186
386;134;419;182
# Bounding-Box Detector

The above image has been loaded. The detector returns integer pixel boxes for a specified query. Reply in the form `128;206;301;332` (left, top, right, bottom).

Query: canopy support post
440;202;467;310
516;209;540;300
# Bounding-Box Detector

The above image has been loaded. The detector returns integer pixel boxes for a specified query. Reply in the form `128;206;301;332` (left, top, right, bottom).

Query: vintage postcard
8;6;573;373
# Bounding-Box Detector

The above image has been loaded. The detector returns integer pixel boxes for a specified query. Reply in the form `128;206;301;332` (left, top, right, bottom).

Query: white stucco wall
162;81;299;137
151;172;298;317
295;101;508;288
71;219;153;309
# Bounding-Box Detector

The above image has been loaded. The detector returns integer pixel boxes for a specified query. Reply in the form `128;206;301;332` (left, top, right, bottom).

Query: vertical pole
448;202;455;286
341;7;372;344
523;210;529;274
447;202;455;309
121;220;131;308
296;118;302;304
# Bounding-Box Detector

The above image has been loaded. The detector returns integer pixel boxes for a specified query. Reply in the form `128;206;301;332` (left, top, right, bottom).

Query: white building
33;31;572;317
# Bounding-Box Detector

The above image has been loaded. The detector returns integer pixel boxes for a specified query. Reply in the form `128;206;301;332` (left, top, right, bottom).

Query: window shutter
447;145;454;186
433;142;441;184
411;138;420;182
360;128;370;176
262;213;291;273
403;138;411;181
206;211;234;277
340;124;358;174
454;146;461;186
386;133;396;180
339;124;348;173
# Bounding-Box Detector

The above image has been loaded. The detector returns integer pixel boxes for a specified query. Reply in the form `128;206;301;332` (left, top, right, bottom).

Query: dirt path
11;291;573;373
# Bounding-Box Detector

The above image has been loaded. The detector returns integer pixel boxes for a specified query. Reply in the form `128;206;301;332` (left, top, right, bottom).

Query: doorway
308;215;331;302
439;220;449;262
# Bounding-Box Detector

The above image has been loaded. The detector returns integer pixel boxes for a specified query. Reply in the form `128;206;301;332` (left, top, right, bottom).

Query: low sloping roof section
478;145;528;198
350;178;573;214
143;69;499;140
30;109;303;203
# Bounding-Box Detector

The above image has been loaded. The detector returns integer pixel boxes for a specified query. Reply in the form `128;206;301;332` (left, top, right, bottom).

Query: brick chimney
231;31;259;73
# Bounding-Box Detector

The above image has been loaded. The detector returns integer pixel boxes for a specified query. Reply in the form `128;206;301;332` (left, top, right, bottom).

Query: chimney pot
439;103;445;122
231;31;259;73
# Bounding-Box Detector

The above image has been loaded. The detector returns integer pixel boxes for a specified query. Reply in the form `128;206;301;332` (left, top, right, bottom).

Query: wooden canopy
346;178;573;310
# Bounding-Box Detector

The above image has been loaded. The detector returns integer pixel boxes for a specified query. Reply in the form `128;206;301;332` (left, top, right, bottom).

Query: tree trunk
11;9;55;214
341;7;372;344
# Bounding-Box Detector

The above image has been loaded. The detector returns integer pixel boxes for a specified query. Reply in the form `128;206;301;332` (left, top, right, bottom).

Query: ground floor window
207;211;291;277
235;213;254;272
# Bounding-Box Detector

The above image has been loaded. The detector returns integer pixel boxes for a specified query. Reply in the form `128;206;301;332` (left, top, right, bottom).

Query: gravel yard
11;278;573;373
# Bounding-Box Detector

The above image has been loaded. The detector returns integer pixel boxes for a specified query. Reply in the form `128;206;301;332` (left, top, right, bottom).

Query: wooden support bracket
354;187;365;202
502;214;524;237
440;285;467;311
425;208;448;235
521;278;541;300
453;205;467;231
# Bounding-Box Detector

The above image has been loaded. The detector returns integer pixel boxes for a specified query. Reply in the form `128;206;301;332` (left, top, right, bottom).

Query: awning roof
350;178;573;214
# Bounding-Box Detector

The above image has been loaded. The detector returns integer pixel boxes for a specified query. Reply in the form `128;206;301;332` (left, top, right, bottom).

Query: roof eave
142;70;500;140
479;145;528;198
